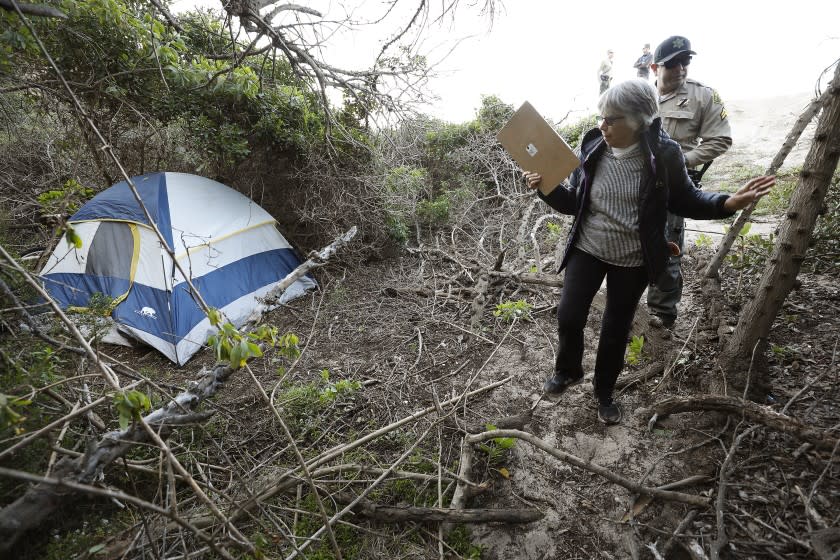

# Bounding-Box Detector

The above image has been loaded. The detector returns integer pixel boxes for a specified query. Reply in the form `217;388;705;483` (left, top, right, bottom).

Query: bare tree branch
0;0;66;19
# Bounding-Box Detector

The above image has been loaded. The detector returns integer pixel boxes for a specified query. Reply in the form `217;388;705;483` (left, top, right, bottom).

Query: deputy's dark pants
554;248;649;405
646;211;684;322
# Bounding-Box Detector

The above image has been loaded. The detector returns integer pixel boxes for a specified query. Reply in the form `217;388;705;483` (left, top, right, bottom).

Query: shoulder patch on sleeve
711;89;723;105
720;107;728;120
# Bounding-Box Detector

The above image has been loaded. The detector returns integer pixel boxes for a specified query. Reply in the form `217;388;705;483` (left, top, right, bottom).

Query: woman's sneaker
543;372;583;395
597;402;623;425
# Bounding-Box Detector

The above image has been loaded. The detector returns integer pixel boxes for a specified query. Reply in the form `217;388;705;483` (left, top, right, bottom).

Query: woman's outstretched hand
723;175;776;212
523;171;542;190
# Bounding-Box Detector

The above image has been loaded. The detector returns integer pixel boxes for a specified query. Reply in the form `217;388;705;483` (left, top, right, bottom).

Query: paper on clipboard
496;101;579;195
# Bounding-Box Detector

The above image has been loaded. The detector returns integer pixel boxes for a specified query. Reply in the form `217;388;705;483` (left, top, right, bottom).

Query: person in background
598;49;614;94
523;79;773;424
646;35;733;328
633;44;653;79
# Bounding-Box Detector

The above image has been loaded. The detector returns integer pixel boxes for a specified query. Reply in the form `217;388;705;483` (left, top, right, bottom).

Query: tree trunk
718;62;840;398
703;87;830;280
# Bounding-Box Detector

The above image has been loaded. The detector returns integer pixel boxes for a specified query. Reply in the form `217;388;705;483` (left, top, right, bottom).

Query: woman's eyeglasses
663;56;692;69
596;115;625;127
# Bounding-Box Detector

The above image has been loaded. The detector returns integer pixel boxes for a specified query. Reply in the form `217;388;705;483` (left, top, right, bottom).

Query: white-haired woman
524;79;773;424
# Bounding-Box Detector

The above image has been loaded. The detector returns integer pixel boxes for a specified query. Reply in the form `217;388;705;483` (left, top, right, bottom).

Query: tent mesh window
85;221;134;280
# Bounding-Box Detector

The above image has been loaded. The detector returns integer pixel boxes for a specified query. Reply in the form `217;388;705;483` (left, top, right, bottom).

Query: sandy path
684;91;817;242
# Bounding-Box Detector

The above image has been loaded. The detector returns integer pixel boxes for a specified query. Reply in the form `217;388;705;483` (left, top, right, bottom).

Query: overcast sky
173;0;840;123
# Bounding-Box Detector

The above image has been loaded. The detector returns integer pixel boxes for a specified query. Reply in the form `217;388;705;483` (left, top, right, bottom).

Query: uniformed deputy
646;35;732;328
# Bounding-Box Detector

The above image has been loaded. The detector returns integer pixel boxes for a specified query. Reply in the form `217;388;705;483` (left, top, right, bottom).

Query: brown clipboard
497;101;579;195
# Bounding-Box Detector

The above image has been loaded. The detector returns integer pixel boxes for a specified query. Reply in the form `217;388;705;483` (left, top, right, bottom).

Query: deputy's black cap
654;36;696;64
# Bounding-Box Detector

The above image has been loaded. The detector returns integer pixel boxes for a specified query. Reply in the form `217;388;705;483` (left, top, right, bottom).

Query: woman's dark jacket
539;117;735;284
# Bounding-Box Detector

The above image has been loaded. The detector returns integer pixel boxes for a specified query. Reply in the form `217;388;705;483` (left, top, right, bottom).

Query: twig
45;400;79;476
661;509;698;557
651;316;701;393
710;423;756;560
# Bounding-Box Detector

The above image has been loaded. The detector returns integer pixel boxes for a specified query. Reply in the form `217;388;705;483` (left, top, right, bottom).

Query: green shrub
493;299;533;322
447;525;483;559
625;335;645;366
558;114;598;148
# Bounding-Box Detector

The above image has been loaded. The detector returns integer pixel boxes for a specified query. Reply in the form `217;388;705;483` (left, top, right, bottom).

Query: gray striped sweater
575;144;645;267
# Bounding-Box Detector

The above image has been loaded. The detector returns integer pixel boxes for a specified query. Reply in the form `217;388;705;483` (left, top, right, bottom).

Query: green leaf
494;437;515;450
113;390;151;430
65;225;83;249
229;344;242;369
247;342;263;357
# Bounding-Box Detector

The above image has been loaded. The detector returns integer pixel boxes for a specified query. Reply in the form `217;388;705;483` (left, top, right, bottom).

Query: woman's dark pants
554;248;649;405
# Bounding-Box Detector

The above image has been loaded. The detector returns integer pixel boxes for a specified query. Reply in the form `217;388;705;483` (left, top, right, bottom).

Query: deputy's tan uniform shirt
658;78;732;168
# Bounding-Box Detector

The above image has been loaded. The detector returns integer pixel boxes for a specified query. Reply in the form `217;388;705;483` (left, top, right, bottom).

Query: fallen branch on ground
466;429;710;507
186;376;514;530
641;395;839;451
336;493;543;524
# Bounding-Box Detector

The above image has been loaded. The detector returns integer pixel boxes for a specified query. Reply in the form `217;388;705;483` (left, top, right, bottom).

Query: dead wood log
448;434;476;521
641;395;839;451
466;429;710;507
469;272;490;330
445;413;532;533
168;463;474;531
336;493;542;524
466;413;532;434
242;226;357;329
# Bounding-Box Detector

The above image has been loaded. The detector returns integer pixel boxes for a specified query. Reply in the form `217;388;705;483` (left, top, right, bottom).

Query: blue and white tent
40;172;316;365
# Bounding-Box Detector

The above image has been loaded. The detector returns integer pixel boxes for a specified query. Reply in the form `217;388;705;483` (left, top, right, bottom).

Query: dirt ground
245;92;834;558
8;91;838;560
